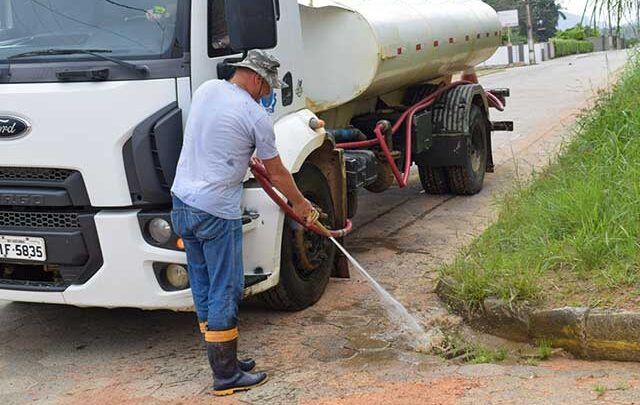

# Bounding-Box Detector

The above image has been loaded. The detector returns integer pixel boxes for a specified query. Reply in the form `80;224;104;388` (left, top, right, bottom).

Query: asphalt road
0;50;635;405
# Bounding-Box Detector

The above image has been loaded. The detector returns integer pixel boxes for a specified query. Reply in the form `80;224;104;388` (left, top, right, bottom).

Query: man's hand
250;156;263;168
293;199;319;226
261;155;321;227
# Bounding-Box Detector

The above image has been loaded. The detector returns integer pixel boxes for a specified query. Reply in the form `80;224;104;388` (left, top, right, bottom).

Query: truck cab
0;0;329;310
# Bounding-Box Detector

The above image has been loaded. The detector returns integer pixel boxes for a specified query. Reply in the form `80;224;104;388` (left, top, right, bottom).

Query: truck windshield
0;0;183;63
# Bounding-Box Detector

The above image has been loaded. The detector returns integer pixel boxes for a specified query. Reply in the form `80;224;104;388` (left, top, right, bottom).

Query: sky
559;0;590;15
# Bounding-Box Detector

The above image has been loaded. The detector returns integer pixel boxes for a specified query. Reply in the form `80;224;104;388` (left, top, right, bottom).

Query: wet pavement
1;50;637;404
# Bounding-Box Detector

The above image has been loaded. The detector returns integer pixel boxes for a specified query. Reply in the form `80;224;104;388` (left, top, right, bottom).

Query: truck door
190;0;305;119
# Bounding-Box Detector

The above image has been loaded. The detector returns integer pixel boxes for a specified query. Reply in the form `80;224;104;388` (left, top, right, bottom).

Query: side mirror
224;0;277;52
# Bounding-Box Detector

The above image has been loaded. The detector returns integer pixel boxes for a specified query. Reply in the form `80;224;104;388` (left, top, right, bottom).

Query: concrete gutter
436;279;640;362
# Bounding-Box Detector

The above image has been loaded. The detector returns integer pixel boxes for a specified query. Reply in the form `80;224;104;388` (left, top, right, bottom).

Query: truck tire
259;164;336;311
417;165;449;194
446;105;488;195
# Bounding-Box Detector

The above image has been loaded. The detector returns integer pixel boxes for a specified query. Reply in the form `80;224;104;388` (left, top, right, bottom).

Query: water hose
337;81;504;187
250;162;353;238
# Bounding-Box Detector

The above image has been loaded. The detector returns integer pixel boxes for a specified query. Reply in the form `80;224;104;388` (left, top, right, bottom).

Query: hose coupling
376;120;392;133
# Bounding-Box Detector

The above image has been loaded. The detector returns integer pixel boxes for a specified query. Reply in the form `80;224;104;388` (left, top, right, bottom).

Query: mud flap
306;140;350;278
486;124;495;173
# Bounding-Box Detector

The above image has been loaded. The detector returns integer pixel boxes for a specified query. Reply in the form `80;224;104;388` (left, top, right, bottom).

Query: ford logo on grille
0;115;31;138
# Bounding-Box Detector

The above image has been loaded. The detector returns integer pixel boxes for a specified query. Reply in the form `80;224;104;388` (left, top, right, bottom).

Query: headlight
148;218;172;244
166;264;189;290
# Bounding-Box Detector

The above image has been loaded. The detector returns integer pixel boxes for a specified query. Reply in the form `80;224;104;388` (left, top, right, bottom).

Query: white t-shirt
171;80;279;219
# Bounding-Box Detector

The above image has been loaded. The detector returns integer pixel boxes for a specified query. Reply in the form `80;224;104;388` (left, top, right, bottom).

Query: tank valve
309;117;325;130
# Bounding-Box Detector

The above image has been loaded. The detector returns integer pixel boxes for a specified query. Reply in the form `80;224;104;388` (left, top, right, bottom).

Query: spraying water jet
329;237;438;353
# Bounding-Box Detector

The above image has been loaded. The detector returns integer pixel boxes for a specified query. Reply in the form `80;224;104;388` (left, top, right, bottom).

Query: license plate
0;235;47;262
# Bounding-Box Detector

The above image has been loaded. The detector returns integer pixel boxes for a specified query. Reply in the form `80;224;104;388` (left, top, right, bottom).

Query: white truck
0;0;510;311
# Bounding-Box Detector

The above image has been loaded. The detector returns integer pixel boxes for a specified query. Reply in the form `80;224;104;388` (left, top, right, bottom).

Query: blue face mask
260;90;277;114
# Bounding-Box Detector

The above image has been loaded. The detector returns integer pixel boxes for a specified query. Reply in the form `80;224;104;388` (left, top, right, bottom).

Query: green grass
440;54;640;312
467;346;508;364
594;384;607;397
536;339;553;360
592;383;630;398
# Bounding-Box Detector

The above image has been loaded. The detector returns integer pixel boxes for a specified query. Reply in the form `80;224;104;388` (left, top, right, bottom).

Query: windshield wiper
8;48;149;76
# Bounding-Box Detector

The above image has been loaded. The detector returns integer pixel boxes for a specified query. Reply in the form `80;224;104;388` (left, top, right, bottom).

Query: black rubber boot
199;322;255;371
207;339;268;396
238;358;256;372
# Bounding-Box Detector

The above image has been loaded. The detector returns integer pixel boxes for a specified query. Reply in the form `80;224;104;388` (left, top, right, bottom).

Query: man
170;50;319;396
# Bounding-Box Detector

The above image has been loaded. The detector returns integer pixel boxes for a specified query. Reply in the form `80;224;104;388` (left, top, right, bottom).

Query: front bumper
0;189;285;310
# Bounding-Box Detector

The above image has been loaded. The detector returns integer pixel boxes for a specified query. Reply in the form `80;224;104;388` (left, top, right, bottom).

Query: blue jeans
170;196;244;331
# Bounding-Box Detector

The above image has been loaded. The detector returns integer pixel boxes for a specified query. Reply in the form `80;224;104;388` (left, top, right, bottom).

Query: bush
555;24;600;41
626;38;639;49
552;38;594;57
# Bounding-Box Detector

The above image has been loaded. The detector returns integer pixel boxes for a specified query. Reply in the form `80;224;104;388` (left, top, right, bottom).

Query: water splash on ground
330;237;437;352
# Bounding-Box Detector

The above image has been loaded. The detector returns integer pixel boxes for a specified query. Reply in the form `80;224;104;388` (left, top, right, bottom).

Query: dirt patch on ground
301;377;481;405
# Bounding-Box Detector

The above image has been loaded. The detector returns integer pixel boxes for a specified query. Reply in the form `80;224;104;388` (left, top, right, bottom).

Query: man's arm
259;156;318;225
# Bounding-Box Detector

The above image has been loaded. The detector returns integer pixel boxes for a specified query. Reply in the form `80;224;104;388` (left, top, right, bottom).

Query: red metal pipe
336;138;380;149
486;91;505;111
250;162;353;238
374;81;472;187
336;80;504;188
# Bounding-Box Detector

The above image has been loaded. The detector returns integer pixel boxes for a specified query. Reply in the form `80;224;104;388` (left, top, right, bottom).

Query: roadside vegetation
552;25;597;57
552;38;594;56
440;54;640;312
434;335;555;365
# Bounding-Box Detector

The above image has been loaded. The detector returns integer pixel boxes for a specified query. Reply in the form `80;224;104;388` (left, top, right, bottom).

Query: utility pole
524;0;536;64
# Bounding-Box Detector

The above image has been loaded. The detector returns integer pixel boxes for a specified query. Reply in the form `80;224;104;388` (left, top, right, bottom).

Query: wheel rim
289;193;333;280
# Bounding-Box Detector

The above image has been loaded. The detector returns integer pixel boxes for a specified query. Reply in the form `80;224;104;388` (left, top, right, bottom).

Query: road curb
436;278;640;361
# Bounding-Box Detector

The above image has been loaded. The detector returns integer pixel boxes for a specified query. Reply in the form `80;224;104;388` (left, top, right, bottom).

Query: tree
555;24;601;40
585;0;638;40
484;0;562;42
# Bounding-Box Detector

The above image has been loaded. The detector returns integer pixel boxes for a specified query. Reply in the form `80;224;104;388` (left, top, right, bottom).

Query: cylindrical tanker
299;0;501;112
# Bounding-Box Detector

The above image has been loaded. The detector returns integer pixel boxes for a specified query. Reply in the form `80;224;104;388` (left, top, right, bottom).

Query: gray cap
229;49;288;89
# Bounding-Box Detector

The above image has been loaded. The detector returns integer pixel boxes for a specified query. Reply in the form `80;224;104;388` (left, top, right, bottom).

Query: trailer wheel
446;105;488;195
417;165;449;194
259;164;336;311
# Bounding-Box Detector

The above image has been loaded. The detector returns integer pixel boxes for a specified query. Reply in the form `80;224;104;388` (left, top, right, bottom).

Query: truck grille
0;211;80;229
0;167;72;182
0;211;103;291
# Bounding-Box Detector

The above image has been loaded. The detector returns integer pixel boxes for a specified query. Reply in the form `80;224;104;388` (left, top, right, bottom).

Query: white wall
477;42;553;67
